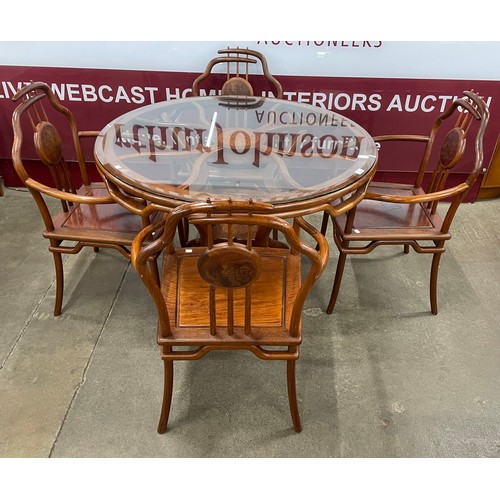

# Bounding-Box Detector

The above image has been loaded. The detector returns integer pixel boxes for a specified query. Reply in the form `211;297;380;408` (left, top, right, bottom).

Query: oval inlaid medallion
439;127;466;169
197;243;261;288
34;121;63;166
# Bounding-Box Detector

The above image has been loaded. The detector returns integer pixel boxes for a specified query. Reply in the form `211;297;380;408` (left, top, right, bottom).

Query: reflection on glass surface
96;96;377;204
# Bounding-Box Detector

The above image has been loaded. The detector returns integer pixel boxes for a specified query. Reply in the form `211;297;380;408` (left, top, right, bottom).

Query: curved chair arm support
131;218;167;267
365;182;469;204
339;188;369;214
373;134;430;144
101;177;152;216
293;216;329;271
25;178;116;204
321;170;374;219
78;131;100;139
287;216;329;335
132;218;172;337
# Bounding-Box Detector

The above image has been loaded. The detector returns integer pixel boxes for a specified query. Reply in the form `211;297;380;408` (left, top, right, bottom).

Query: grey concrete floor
1;183;500;458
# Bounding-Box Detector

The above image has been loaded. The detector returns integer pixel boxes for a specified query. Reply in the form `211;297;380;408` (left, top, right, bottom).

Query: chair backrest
132;200;328;338
414;90;489;212
371;90;489;235
11;81;102;230
192;48;283;99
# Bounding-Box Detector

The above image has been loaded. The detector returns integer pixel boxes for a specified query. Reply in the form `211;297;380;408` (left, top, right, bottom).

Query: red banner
1;64;497;201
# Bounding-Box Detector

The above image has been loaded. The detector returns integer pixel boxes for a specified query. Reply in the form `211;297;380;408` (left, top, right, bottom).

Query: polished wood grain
321;90;490;315
164;248;297;332
132;199;329;433
11;81;159;316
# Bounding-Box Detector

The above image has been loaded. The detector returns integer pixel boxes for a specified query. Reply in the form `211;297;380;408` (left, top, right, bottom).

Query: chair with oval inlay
190;48;284;245
320;90;489;315
192;47;283;99
11;81;159;316
131;199;328;433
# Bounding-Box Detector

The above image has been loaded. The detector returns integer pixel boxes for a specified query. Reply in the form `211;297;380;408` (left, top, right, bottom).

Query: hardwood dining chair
11;81;159;316
131;199;328;433
192;47;283;99
320;90;489;315
191;48;284;245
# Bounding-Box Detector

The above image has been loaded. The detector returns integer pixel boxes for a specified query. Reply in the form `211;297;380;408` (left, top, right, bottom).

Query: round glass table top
95;96;377;206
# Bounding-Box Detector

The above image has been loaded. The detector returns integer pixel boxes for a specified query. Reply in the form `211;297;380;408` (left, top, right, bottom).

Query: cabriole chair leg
327;251;348;314
287;359;302;433
158;358;174;434
430;252;442;315
52;251;64;316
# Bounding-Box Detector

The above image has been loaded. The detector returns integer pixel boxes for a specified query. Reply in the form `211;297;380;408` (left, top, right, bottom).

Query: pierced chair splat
190;48;284;245
192;47;283;99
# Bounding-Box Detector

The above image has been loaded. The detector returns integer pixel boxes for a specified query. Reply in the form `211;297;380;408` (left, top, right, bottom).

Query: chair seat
43;183;146;244
333;183;450;242
159;246;302;345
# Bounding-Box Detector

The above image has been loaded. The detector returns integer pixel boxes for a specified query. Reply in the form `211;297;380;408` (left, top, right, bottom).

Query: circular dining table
94;95;377;218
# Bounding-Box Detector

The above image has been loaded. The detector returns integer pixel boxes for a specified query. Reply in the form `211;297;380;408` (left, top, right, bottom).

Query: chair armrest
78;131;100;138
101;177;155;217
365;183;470;204
293;216;329;272
131;217;170;336
25;178;115;204
373;134;430;144
131;218;167;266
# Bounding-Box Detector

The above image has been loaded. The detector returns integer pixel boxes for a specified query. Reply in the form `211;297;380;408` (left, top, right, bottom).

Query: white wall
1;41;499;80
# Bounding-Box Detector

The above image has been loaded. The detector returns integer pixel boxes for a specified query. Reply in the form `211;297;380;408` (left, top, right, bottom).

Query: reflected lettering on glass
113;119;363;167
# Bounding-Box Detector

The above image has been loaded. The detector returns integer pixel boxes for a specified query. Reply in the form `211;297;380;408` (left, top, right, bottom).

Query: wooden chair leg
177;219;189;247
430;252;442;315
287;359;302;433
149;259;160;286
319;211;330;236
158;358;174;434
404;244;410;254
52;252;64;316
326;251;348;314
316;211;330;251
